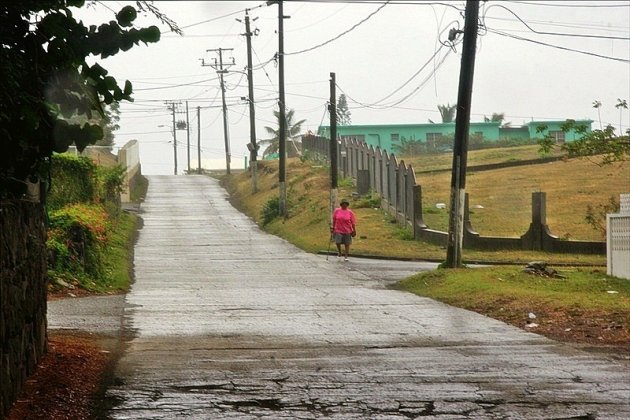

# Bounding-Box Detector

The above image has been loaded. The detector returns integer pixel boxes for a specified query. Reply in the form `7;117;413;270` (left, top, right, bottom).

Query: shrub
47;154;97;210
96;164;126;214
47;203;110;285
261;196;281;226
354;190;382;209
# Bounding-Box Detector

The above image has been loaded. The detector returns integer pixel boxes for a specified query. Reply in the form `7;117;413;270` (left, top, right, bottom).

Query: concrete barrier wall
0;200;48;417
118;140;141;203
302;134;605;255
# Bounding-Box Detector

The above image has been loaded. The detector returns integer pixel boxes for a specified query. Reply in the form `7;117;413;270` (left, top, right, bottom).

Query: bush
96;164;126;214
47;203;110;286
47;154;96;210
261;196;281;226
354;190;382;209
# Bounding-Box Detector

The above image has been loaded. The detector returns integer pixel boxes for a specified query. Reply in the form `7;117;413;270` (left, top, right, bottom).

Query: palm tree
592;100;602;130
616;98;628;134
261;108;306;159
429;103;457;123
483;112;510;127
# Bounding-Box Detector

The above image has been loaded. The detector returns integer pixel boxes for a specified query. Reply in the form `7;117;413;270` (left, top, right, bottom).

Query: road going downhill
101;175;628;419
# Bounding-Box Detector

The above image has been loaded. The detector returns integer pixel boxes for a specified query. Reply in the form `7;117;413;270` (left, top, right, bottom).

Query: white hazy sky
74;1;630;175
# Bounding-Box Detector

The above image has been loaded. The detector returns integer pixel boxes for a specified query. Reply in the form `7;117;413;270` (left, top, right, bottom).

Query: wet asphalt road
48;175;630;419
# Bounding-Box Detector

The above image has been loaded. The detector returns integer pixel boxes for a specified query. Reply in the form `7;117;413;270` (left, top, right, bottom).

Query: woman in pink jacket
331;198;356;261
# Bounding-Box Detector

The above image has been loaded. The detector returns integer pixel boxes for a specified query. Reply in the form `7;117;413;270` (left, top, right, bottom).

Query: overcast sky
74;1;630;174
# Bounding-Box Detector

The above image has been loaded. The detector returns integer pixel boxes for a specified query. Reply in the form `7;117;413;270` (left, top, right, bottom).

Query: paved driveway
50;175;630;419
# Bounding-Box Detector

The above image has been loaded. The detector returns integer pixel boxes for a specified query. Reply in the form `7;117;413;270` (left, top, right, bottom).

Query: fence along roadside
301;134;605;255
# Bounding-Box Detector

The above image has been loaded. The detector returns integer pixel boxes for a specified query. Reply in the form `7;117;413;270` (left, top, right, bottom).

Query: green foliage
537;118;630;165
47;203;111;284
429;103;457;123
0;1;162;198
48;154;97;210
261;109;306;159
261;195;281;226
393;139;425;156
47;203;137;292
337;94;352;125
396;266;630;313
394;226;415;241
338;176;354;188
354;190;382;209
96;164;126;214
585;195;620;238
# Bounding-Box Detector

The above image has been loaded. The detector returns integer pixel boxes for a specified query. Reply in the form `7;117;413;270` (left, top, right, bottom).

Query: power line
482;4;630;40
487;28;630;63
133;77;220;91
335;47;452;110
285;1;391;56
176;2;266;31
509;1;630;8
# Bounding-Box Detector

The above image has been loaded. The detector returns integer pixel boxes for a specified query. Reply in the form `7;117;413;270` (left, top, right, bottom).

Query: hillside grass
222;145;626;265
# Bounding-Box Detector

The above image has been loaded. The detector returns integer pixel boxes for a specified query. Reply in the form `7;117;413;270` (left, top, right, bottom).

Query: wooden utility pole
445;0;480;268
165;101;180;175
202;48;234;175
197;106;201;174
277;0;287;216
329;72;338;222
186;100;190;173
243;10;259;192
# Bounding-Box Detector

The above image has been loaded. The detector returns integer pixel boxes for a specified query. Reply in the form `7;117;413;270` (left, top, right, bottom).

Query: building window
426;133;441;142
391;133;400;142
549;130;565;144
425;132;440;149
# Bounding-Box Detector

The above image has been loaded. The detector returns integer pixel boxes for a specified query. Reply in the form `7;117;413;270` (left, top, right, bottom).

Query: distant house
317;120;592;154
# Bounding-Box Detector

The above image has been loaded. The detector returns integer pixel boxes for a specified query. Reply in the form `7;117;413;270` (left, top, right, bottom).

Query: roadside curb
316;251;606;268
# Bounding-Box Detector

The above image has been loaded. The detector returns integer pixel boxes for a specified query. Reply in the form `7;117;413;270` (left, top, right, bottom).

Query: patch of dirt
6;331;111;420
473;304;630;359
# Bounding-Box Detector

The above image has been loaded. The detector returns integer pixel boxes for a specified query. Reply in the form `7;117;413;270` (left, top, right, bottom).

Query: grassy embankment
224;145;626;265
222;146;629;347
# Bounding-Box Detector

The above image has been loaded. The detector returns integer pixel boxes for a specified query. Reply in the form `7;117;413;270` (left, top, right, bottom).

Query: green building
317;120;592;154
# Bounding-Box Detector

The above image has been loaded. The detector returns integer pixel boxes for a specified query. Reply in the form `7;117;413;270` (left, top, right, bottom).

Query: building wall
527;120;593;141
318;120;593;154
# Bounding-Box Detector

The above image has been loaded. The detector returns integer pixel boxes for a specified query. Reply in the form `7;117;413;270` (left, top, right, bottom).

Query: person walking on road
331;198;356;261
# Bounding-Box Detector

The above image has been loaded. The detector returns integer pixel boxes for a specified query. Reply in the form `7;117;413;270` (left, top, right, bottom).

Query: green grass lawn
393;265;630;348
98;211;138;293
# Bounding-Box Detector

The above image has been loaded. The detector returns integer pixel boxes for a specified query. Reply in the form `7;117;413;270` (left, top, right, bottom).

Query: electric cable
285;1;391;56
482;3;630;40
486;28;630;63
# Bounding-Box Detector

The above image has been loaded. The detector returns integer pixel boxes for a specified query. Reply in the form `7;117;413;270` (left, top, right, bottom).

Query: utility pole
267;0;289;215
165;101;181;175
242;10;259;193
197;106;201;174
186;100;191;174
202;48;234;175
445;0;480;268
328;72;338;223
278;0;287;216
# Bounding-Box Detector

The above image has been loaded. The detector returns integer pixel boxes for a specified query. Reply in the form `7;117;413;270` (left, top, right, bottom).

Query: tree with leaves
261;109;306;159
429;103;457;123
615;98;628;134
336;94;351;125
537;119;629;165
483;112;511;127
592;100;603;130
0;1;174;198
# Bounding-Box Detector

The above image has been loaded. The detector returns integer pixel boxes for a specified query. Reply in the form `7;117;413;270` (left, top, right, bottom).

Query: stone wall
1;200;48;418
